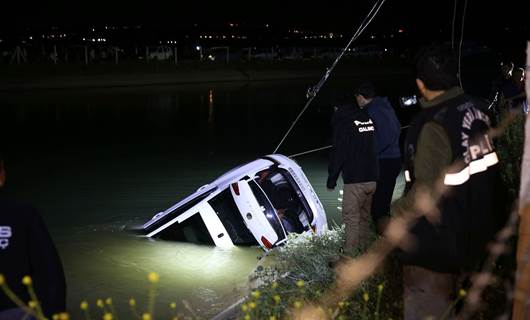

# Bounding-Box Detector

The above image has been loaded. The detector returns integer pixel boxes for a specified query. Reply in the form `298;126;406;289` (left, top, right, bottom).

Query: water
0;75;481;318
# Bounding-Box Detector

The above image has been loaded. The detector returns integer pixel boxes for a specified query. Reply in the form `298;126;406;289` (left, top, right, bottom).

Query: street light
196;45;203;60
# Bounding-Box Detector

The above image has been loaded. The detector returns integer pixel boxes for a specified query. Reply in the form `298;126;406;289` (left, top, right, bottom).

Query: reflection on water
60;231;259;318
1;79;414;317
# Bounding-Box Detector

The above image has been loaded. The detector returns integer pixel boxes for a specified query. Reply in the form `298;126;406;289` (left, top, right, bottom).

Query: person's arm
327;122;349;189
393;122;452;214
27;208;66;317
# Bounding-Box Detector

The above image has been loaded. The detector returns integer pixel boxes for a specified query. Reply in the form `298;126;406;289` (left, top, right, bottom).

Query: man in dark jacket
327;101;378;251
393;46;505;319
0;152;66;319
355;81;402;234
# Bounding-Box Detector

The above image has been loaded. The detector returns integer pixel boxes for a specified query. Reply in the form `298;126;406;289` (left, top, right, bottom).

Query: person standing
355;81;402;234
0;152;67;319
393;45;505;319
327;98;378;252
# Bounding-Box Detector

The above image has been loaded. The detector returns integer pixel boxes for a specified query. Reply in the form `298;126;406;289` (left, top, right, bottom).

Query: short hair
356;81;375;99
415;45;459;90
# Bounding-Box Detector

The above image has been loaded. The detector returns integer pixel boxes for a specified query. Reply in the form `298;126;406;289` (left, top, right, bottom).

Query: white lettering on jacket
0;226;12;250
354;119;374;133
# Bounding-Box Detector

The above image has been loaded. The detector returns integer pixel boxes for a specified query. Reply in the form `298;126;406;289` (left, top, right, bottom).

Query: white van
141;154;328;251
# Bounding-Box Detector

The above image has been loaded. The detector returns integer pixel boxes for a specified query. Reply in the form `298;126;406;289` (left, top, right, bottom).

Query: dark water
0;74;492;318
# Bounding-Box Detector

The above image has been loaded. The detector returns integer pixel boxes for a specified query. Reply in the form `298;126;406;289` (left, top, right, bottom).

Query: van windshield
254;169;312;234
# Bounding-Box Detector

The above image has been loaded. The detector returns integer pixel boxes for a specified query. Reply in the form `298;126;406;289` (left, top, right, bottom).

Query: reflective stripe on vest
444;152;499;186
405;170;412;182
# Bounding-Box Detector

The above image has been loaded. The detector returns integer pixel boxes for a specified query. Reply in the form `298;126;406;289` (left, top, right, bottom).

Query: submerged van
141;154;327;251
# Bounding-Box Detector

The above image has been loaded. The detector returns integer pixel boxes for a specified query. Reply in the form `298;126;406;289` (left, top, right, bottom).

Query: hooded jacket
327;104;378;189
366;97;401;159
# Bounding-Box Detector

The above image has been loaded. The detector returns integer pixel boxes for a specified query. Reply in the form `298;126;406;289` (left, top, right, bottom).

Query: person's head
355;81;375;108
415;45;459;100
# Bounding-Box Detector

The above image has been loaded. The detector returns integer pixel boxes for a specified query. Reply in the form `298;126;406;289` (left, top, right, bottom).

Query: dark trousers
371;157;402;228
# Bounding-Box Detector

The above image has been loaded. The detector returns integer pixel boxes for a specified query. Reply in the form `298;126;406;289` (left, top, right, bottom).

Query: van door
230;180;286;250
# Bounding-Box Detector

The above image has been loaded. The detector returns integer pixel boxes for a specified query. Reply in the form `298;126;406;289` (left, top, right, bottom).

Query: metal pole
174;47;177;64
146;46;149;61
115;47;118;64
226;47;229;64
248;47;251;61
84;46;88;65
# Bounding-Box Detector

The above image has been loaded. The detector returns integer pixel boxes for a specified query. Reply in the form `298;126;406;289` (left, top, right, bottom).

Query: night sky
2;0;528;41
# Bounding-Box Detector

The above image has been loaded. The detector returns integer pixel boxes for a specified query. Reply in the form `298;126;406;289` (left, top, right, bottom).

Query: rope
457;0;468;89
289;125;411;158
272;0;387;154
451;0;458;50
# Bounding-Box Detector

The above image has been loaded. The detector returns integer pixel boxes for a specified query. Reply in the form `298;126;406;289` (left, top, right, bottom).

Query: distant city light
398;28;404;33
29;36;33;40
196;46;201;51
92;28;95;32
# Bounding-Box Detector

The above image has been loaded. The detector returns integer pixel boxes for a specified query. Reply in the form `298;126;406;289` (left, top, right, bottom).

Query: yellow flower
170;302;177;309
459;289;467;298
147;272;160;283
251;290;261;299
296;280;305;288
142;313;152;320
22;276;32;286
273;295;281;304
28;301;38;309
0;274;4;285
363;292;369;302
338;301;345;308
244;314;250;320
293;301;302;309
269;316;277;320
105;298;112;305
241;304;248;312
59;313;70;320
129;298;136;307
80;301;89;310
53;314;60;320
377;284;384;292
249;302;256;309
271;282;278;289
103;313;113;320
97;299;105;308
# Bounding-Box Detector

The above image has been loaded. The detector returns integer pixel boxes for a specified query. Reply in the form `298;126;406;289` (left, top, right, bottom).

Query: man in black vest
0;151;67;319
393;46;504;319
327;100;378;252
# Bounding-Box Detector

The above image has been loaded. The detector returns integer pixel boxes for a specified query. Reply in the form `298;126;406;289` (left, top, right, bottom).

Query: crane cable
457;0;468;89
272;0;387;154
